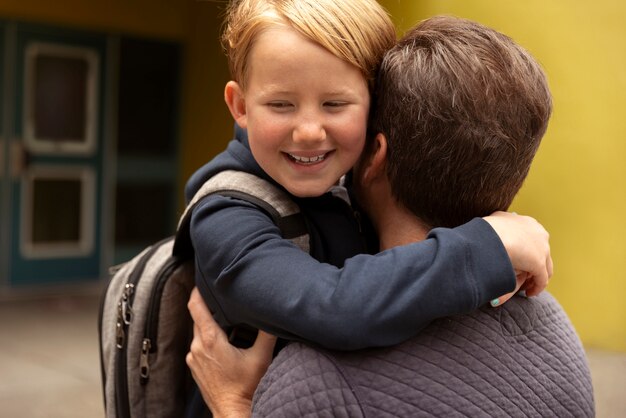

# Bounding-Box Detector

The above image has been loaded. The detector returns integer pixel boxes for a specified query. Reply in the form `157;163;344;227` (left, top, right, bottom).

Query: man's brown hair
370;15;552;228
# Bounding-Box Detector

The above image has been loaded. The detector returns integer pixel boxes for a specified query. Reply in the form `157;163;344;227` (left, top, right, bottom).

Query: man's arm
186;288;274;418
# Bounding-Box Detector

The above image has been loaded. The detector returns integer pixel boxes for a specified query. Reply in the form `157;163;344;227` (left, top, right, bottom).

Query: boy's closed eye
324;101;348;107
267;101;294;111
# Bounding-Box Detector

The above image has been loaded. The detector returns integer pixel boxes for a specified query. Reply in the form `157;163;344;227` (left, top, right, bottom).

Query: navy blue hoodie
185;126;514;350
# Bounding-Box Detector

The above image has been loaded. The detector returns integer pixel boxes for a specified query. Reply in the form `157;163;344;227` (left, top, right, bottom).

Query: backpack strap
173;170;310;257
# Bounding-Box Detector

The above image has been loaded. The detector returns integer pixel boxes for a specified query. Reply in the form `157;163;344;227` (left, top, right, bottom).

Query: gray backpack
99;170;309;418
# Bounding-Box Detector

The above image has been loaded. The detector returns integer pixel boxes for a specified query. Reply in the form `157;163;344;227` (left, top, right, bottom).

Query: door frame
1;21;112;295
0;21;14;291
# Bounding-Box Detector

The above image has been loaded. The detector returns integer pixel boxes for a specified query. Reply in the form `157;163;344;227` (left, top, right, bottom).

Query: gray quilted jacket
252;292;594;417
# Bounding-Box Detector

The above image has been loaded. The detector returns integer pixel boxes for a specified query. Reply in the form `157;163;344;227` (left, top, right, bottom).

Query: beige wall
381;0;626;352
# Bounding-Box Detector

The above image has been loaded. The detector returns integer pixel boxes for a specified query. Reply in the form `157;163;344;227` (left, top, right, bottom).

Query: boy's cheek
248;119;289;144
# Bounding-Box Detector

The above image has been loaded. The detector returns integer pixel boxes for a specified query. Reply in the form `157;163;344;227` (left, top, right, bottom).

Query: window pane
32;178;81;243
34;55;88;142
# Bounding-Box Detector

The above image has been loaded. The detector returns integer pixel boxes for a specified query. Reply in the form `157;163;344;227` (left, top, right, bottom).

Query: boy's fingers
529;270;547;296
531;261;550;296
547;254;554;278
491;290;514;307
492;264;551;305
524;282;537;297
492;270;529;307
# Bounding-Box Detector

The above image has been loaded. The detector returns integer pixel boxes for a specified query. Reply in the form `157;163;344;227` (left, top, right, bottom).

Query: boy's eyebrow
271;88;362;96
257;85;364;99
259;88;293;95
325;88;360;96
255;84;291;95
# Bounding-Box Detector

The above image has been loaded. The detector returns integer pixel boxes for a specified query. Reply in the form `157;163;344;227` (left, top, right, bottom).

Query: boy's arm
192;196;546;350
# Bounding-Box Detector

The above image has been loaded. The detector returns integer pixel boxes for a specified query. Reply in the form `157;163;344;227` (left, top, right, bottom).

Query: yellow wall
177;2;233;204
0;0;187;39
381;0;626;351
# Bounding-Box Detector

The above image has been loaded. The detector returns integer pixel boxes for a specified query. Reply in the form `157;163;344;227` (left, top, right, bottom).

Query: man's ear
224;81;247;128
361;133;388;184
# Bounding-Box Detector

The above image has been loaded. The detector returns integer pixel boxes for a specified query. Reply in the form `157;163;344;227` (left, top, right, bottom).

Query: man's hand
186;288;276;418
483;211;553;305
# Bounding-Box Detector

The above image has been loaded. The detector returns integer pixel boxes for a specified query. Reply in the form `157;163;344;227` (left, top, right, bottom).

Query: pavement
0;294;624;417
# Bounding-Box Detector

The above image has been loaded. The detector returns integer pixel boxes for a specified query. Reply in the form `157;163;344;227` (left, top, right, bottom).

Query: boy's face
225;26;370;197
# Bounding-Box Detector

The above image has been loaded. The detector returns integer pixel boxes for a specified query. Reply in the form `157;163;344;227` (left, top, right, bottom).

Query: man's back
253;292;594;417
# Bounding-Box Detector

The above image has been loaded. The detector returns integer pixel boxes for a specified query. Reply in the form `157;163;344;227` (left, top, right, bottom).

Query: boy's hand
186;288;276;418
483;211;552;304
490;270;533;307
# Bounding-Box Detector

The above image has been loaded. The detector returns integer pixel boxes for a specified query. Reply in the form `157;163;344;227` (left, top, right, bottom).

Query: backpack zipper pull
121;283;135;325
116;321;125;349
140;338;152;383
116;283;135;349
116;298;126;349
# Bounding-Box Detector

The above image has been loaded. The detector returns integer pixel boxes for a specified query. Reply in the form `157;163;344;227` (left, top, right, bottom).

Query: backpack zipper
140;255;185;384
114;237;172;418
99;263;121;413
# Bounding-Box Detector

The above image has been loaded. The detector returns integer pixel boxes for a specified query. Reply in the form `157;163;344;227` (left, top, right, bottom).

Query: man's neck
375;204;430;251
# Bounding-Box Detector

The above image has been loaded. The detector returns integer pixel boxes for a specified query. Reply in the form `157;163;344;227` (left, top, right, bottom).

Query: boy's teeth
288;153;326;164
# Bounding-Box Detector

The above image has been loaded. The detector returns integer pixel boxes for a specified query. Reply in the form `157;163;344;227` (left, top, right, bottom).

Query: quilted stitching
253;346;363;417
253;293;594;417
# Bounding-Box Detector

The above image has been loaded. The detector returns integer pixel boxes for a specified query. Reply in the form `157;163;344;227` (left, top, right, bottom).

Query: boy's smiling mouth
285;152;331;165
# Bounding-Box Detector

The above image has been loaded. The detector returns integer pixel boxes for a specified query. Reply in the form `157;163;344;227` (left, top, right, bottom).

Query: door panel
0;21;7;287
8;24;106;286
20;165;95;258
23;42;99;155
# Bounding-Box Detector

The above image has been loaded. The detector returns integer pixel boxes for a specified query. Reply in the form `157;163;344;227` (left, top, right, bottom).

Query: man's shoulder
253;343;363;417
254;294;594;418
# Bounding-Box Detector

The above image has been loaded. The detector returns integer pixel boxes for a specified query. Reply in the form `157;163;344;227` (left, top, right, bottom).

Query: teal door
6;24;106;287
0;22;8;286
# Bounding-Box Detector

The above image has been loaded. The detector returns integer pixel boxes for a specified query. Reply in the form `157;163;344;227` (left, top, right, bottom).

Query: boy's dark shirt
185;125;515;350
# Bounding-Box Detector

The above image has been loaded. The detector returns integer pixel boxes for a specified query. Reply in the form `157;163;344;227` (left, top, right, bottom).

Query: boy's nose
293;121;326;144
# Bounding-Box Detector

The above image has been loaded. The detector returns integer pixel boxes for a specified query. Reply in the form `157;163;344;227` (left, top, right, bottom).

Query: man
187;16;594;417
